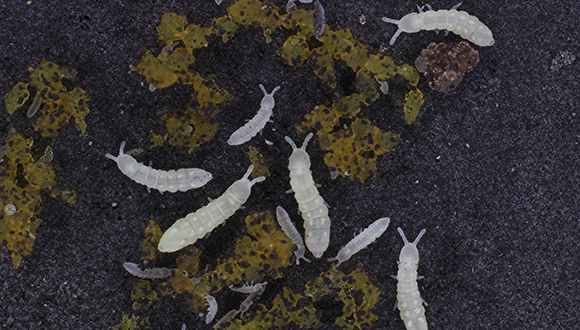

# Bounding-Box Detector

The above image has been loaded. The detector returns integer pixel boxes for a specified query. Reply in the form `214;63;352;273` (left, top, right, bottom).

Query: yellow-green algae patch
155;210;294;312
0;129;75;267
112;313;149;330
248;146;270;179
218;287;319;329
4;61;90;137
305;265;381;330
138;220;163;261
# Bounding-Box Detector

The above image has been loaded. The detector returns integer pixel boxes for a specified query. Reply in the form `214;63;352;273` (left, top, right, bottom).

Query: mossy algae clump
134;0;423;176
4;61;90;137
0;129;76;267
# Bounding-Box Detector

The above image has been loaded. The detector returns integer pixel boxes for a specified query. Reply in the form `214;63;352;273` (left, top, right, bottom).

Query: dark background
1;0;579;329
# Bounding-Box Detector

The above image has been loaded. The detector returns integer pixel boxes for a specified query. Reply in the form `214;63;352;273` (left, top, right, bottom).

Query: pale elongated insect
328;217;390;266
285;133;330;258
382;3;494;46
123;262;173;279
205;295;218;324
158;165;265;253
276;206;311;264
229;281;268;294
395;227;428;330
106;141;212;193
227;84;281;146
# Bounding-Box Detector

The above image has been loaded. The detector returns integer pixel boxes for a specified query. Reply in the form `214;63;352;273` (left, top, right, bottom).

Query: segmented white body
158;165;265;253
229;281;268;294
396;227;428;330
285;133;330;258
106;141;212;193
276;206;311;264
228;84;281;146
205;295;218;324
382;4;494;46
123;262;173;279
237;282;266;317
328;217;390;266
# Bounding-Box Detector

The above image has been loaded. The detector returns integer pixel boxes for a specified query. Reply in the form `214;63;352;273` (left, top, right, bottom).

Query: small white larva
227;84;281;146
328;217;390;266
395;227;428;330
276;206;311;265
123;262;173;279
158;165;265;253
229;281;268;294
205;295;218;324
285;133;330;258
106;141;212;193
382;3;494;46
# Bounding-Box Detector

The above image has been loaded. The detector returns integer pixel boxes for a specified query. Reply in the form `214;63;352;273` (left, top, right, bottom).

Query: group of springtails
107;3;494;329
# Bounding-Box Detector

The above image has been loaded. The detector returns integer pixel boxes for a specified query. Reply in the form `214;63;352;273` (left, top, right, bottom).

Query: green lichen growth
159;108;220;154
4;61;90;137
220;287;319;329
0;130;53;266
305;265;381;330
248;146;269;179
157;210;294;312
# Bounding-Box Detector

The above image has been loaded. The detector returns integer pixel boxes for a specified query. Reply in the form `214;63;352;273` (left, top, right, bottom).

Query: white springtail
106;141;212;193
158;165;265;253
276;206;311;264
395;227;428;330
328;217;390;266
228;84;281;146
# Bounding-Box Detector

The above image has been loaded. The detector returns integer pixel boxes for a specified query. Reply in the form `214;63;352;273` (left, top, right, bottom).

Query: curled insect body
4;203;16;216
285;133;330;258
382;3;494;46
328;217;390;266
158;165;265;253
205;295;218;324
228;84;281;146
395;227;428;330
106;141;212;193
229;281;268;294
237;282;266;317
276;206;311;264
313;0;325;39
123;262;173;279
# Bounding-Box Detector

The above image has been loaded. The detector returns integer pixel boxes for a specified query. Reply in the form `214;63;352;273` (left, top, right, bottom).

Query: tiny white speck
4;204;16;215
466;143;470;148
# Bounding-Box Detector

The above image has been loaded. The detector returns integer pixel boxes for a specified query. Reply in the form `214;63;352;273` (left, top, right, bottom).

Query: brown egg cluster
415;41;480;93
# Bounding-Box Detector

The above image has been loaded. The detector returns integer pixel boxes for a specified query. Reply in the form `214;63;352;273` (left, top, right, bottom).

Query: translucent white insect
237;282;266;317
229;281;268;294
328;217;390;266
105;141;212;193
227;84;281;146
395;227;428;330
4;203;16;216
205;295;218;324
285;133;330;258
123;262;173;279
158;165;265;253
276;206;311;264
382;3;494;47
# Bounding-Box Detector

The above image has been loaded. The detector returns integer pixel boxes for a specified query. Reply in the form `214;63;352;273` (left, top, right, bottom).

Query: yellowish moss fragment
138;220;163;261
305;265;381;330
159;210;294;312
0;129;66;266
221;287;319;329
131;48;196;89
156;12;188;44
175;245;201;276
248;146;269;179
403;89;424;124
279;35;310;67
4;61;90;137
112;313;149;330
160;108;219;154
227;0;282;43
131;279;158;311
324;118;400;182
148;131;166;149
